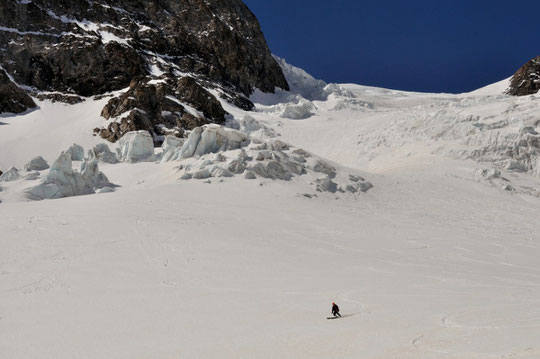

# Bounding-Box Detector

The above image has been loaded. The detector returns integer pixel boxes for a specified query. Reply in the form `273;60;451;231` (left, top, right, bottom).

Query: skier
331;302;341;317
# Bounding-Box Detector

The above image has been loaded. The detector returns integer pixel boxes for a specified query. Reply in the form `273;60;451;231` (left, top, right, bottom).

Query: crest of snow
117;131;155;163
465;77;512;96
0;26;60;38
274;56;328;101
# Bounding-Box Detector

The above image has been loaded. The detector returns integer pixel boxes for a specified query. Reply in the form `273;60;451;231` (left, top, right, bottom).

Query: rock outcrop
507;56;540;96
0;69;36;114
96;76;227;142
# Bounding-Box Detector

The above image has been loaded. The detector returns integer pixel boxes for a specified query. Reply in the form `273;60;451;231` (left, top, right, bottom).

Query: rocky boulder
507;56;540;96
0;69;36;114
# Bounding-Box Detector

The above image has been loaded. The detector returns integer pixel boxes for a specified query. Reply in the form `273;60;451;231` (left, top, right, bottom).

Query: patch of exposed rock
0;69;36;114
95;76;227;143
33;93;85;104
507;56;540;96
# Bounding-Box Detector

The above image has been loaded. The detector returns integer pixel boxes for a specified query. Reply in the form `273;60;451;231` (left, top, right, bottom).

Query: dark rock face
96;76;226;143
0;0;288;97
0;70;36;114
175;77;227;121
507;56;540;96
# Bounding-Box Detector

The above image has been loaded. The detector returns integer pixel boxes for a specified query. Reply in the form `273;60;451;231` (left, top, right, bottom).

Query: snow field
0;58;540;358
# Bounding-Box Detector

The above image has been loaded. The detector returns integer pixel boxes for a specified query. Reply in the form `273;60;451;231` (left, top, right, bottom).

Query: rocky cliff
0;0;289;141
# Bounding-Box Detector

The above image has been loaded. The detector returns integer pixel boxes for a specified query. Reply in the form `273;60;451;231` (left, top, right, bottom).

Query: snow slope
0;95;115;170
1;60;540;359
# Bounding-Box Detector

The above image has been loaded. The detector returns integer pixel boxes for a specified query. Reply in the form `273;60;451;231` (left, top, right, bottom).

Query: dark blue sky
243;0;540;93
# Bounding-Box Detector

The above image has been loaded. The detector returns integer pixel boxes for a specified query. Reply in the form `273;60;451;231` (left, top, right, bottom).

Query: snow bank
280;99;315;120
117;131;155;163
24;156;49;171
0;167;21;182
25;152;114;200
227;115;278;139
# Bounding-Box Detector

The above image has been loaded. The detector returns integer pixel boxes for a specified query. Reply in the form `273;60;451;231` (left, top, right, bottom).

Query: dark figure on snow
332;302;341;317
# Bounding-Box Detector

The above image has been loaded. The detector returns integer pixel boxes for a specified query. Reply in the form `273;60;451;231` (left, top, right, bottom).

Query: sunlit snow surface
1;61;540;358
